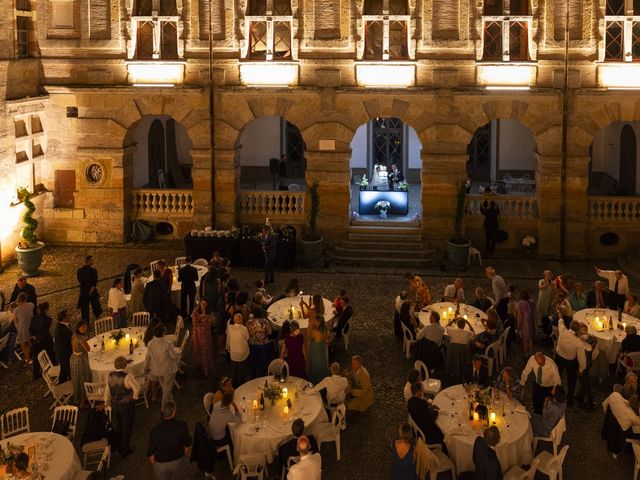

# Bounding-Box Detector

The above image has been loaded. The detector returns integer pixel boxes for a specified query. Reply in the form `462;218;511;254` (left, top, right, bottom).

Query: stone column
212;146;239;228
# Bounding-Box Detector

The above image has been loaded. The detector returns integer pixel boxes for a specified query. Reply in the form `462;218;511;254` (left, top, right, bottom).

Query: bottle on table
129;339;134;354
101;336;105;351
259;392;265;411
468;400;474;421
610;314;615;331
289;305;293;320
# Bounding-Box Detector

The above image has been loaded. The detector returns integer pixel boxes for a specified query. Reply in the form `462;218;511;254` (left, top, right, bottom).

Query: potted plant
301;181;323;267
447;181;471;270
15;187;45;276
359;174;368;191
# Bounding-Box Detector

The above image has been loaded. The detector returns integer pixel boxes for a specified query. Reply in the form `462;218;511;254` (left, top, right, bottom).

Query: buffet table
88;327;147;383
358;190;408;215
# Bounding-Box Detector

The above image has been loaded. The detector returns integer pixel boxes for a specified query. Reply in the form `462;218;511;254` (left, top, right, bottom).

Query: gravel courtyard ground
0;243;631;479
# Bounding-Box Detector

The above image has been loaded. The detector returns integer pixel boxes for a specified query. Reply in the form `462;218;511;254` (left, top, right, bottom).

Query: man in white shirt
555;320;591;406
288;436;321;480
108;277;128;329
312;362;348;406
521;352;561;414
144;324;179;406
416;311;445;346
226;313;249;387
443;278;465;303
105;356;141;457
603;391;640;432
596;266;630;310
486;267;509;322
207;392;241;444
445;318;475;345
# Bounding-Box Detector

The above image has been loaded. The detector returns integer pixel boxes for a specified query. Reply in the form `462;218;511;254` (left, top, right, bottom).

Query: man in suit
332;296;353;339
473;426;503;480
143;269;169;320
261;225;277;284
407;382;444;445
9;276;37;306
345;355;374;412
177;257;198;318
77;255;102;322
586;281;610;309
388;163;404;189
480;200;500;254
463;355;490;387
144;324;179;406
287;436;321;480
278;418;318;473
53;310;73;383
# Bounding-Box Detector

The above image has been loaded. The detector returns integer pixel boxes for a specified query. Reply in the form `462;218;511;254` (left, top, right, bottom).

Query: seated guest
403;369;422;402
398;301;417;337
445;318;475;381
531;385;567;437
210;250;232;271
614;372;639;403
416;311;444;346
208;392;241;446
253;280;272;307
407;382;444;445
12;452;30;479
569;283;587;312
496;367;522;401
390;423;419;480
602;391;640;446
395;291;408;316
287;436;321;480
278;419;318;473
332;296;353;339
473;317;500;353
446;317;475;345
625;294;640;318
587;280;610;309
463;355;490;387
345;355;374;412
415;311;445;371
473;426;503;480
443;278;465;303
284;278;300;298
622;325;640;354
312;362;349;405
394;291;409;339
213;376;235;405
471;287;493;313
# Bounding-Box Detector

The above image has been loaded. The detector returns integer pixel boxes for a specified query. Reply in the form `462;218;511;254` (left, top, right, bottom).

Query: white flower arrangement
375;200;391;211
398;180;409;191
521;234;537;251
360;174;369;187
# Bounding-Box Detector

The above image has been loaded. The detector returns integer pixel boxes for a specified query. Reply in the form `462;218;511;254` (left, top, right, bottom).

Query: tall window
362;0;409;60
482;0;531;61
246;0;292;60
605;0;640;61
16;17;29;58
130;0;180;59
372;117;403;168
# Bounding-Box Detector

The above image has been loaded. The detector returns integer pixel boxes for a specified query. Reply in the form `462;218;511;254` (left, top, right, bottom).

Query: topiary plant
17;187;38;249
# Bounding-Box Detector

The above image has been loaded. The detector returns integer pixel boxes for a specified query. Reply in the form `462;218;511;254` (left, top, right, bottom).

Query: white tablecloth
267;296;334;330
418;302;487;335
88;327;147;383
574;308;640;364
0;432;82;480
229;376;324;463
433;385;533;473
126;265;207;305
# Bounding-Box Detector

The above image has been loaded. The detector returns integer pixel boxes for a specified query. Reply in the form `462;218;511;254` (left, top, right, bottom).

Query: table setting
88;326;147;383
267;295;334;330
418;302;487;334
574;308;640;363
125;264;207;305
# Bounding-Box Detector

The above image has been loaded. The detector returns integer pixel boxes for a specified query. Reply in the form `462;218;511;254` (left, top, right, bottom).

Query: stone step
350;219;422;228
618;252;640;284
333;244;436;259
339;240;429;251
348;233;423;242
328;250;441;268
348;224;423;235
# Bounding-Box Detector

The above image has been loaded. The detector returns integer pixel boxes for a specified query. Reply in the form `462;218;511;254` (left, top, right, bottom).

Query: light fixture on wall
477;64;535;87
485;86;530;91
240;63;299;87
356;64;415;88
599;64;640;88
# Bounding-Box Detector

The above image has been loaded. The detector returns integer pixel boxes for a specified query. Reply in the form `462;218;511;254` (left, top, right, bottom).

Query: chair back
521;457;541;480
132;312;151;328
550;415;566;446
150;260;162;272
332;404;346;434
551;445;569;472
408;413;427;444
484;339;501;376
1;407;30;440
203;392;214;417
0;333;9;352
174;256;188;268
94;317;114;336
178;329;190;353
96;445;111;473
175;315;185;340
500;326;511;362
235;453;267;480
414;360;429;382
84;382;106;407
401;322;415;341
631;440;640;465
52;405;79;439
625;352;640;371
38;349;54;374
193;258;208;267
268;359;290;379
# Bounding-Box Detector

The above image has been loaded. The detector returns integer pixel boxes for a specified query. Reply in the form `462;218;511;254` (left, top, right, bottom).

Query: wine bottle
129;338;134;354
468;401;474;421
610;314;614;331
289;305;294;320
101;336;105;351
259;392;265;410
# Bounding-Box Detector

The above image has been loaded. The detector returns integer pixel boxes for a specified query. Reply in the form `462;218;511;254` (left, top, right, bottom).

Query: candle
490;412;496;424
442;311;447;319
623;323;627;330
252;400;258;410
125;333;130;341
448;307;453;314
473;412;479;422
463;314;468;320
282;387;288;399
111;339;116;345
283;406;289;415
292;307;296;317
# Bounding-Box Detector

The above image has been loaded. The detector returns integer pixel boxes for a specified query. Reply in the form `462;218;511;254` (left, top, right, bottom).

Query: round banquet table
126;265;208;305
229;376;324;463
0;432;82;480
418;302;487;334
88;326;147;383
432;384;533;473
267;295;334;330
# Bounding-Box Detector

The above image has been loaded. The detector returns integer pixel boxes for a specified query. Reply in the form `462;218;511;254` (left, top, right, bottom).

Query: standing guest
261;225;277;285
312;362;348;404
389;423;419;480
54;310;73;383
105;355;140;458
130;267;146;315
596;266;629;310
207;392;241;446
178;257;199;318
13;292;34;365
486;267;509;323
108;278;128;329
331;296;353;339
0;302;17;366
625;294;640;318
200;265;220;312
246;308;273;378
555;320;590;406
602;391;640;452
471;288;493;313
30;302;55;380
587;280;610;309
576;323;597;409
157;261;174;293
144;324;179;406
537;270;555;330
144;270;169;320
407;382;444;445
472;426;503;480
9;276;37;306
227;313;250;386
70;321;91;406
287;436;322;480
521;352;561;415
345;355;374;412
147;401;192;480
551;292;573;329
463;356;490;387
516;290;536;357
443;278;465;303
480;199;500;254
622;325;640;354
405;273;431;309
281;320;306;379
278;419;319;474
191;298;214;377
332;289;347;316
308;317;330;385
77;255;102;323
569;282;588;312
210;250;231;272
496;367;522;401
213;376;235;405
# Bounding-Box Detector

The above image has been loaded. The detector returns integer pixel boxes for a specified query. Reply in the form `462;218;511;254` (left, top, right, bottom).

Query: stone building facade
1;0;640;265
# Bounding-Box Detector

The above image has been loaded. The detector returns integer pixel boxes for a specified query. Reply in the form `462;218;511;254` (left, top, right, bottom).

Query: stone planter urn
15;241;45;276
301;236;324;267
447;238;470;270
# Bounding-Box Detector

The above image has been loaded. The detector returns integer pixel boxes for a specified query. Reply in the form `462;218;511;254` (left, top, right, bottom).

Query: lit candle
595;316;600;323
623;323;627;330
111;339;116;345
252;400;258;410
442;311;447;320
463;314;468;320
282;387;288;399
283;406;289;415
125;333;130;341
490;412;496;424
473;412;479;422
448;307;453;314
292;307;296;317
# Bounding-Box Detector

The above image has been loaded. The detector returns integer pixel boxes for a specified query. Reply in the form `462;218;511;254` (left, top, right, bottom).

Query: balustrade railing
238;190;305;221
465;194;537;220
131;189;194;216
588;196;640;224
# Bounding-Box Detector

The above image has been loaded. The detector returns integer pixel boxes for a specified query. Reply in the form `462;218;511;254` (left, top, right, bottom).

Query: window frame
362;14;411;61
130;16;181;60
481;15;532;62
245;15;293;61
605;15;640;61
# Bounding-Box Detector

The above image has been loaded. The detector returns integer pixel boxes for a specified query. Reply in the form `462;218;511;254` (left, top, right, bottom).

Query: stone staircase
618;251;640;285
328;220;441;268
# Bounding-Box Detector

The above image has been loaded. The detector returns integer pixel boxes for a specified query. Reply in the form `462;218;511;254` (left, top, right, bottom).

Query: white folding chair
217;443;234;471
135;373;150;408
0;333;10;368
314;404;346;460
629;439;640;480
499;326;511;365
232;453;267;480
533;444;569;480
408;416;456;480
174;256;188;268
268;359;289;379
533;415;566;456
618;352;640;376
43;372;74;410
82;408;111;470
504;457;541;480
203;392;215;418
38;350;61;397
51;405;79;439
468;246;483;266
94;317;114;336
400;322;416;360
193;258;208;267
83;382;106;408
414;360;441;396
480;339;502;377
150;260;162;272
131;311;151;328
0;407;30;440
171;315;185;347
174;329;190;389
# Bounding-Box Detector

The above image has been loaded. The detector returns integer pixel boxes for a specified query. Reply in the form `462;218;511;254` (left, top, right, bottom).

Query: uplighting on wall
599;64;640;89
485;86;531;91
477;64;535;87
239;63;299;87
126;62;185;85
355;64;415;88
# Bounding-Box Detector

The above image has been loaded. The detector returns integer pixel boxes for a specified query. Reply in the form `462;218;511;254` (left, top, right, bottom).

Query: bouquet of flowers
0;442;23;465
374;200;391;211
263;383;283;406
472;387;492;406
521;234;537;253
359;175;369;189
110;329;125;345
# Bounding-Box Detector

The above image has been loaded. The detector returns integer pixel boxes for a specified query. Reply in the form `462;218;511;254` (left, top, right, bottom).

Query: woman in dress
130;267;146;315
70;321;91;406
213;376;235;404
13;292;34;365
389;423;418;480
108;277;127;329
537;270;555;331
30;301;55;380
191;298;214;377
157;260;174;291
516;290;536;357
496;366;522;401
308;318;330;385
281;320;307;379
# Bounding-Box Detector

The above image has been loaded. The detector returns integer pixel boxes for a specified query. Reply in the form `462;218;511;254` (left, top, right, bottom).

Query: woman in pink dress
516;290;536;357
191;298;214;377
280;320;307;379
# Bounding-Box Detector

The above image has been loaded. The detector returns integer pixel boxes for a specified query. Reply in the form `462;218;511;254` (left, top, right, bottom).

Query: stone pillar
212;146;238;228
191;147;214;228
535;153;561;256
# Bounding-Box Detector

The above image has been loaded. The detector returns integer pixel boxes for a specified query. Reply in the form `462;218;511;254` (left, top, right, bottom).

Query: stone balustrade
238;190;306;223
130;189;194;216
588;196;640;224
465;194;538;220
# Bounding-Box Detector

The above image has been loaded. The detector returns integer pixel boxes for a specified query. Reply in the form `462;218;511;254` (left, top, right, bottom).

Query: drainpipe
560;1;570;261
208;0;216;227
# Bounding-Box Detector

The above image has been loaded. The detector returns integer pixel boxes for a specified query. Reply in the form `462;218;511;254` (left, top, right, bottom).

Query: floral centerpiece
0;442;23;474
110;329;125;345
398;180;409;191
375;200;391;218
521;234;537;254
263;383;283;406
359;174;369;190
470;386;492;420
